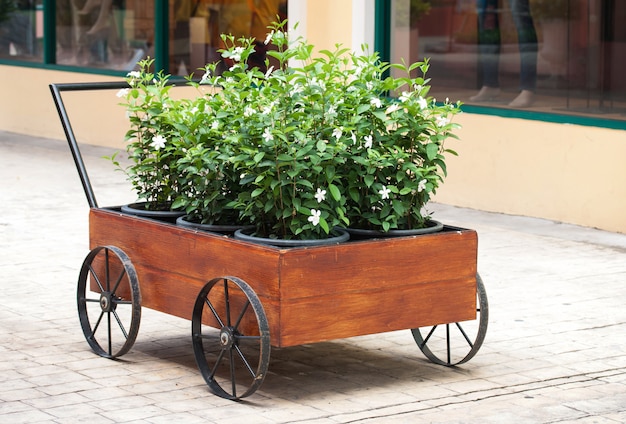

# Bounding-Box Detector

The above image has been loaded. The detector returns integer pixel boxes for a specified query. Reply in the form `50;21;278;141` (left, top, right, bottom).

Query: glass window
170;0;287;76
390;0;626;121
0;0;43;62
38;0;287;73
55;0;153;71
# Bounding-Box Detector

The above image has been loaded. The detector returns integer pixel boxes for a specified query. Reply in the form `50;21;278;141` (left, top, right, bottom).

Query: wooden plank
278;229;477;300
277;277;476;347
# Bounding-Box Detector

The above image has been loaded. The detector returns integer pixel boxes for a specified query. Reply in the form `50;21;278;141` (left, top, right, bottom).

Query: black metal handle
49;82;132;208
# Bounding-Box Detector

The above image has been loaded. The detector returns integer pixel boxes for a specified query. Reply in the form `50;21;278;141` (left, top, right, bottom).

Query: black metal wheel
412;273;488;366
192;276;270;400
77;246;141;359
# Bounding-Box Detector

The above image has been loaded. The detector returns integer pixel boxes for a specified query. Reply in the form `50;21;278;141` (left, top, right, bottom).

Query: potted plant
113;59;187;220
195;20;461;241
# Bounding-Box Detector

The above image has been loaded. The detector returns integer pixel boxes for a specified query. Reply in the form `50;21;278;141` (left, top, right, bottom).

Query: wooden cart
51;82;488;400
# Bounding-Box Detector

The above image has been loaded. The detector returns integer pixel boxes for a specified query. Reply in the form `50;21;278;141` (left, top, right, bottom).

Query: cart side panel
276;229;478;346
279;229;478;298
89;209;282;339
278;277;476;346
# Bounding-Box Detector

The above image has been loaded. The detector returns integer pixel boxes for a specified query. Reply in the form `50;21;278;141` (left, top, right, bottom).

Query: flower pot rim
234;227;350;247
342;219;444;238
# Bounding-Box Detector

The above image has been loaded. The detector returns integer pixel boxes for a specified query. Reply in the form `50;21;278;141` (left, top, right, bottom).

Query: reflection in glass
0;0;43;62
56;0;151;70
170;0;287;76
393;0;626;120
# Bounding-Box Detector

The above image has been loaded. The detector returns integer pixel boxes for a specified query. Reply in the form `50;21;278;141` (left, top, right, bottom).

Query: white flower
127;71;140;79
332;128;343;140
417;97;428;110
244;106;255;117
264;30;274;45
314;188;326;203
399;91;411;102
231;46;245;62
436;115;450;127
385;104;400;114
308;209;321;226
350;132;357;145
116;88;129;98
211;120;219;130
200;70;211;84
290;84;304;96
151;135;167;150
378;185;391;200
364;135;373;149
418;179;427;192
262;127;273;142
370;98;382;108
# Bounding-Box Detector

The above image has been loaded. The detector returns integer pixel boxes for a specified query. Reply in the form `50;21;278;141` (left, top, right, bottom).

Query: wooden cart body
90;207;478;348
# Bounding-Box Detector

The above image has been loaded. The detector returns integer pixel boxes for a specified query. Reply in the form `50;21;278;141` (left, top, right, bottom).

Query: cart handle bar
50;82;134;208
49;80;197;208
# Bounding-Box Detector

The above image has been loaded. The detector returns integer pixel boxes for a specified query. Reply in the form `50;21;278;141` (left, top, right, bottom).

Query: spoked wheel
77;246;141;359
411;273;488;366
192;276;270;400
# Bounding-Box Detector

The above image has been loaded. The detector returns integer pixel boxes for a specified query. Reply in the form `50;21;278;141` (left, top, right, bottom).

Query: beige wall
306;0;353;52
0;66;127;148
434;114;626;234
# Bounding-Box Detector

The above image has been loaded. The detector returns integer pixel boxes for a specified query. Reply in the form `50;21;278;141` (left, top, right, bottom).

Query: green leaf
426;143;439;161
251;188;264;198
328;183;341;201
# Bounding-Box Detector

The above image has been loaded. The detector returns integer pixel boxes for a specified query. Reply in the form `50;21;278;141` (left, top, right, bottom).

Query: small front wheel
411;273;488;366
192;276;270;400
77;246;141;359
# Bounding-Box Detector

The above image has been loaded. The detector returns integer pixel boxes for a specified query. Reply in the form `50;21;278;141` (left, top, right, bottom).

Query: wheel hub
219;327;236;349
99;292;114;312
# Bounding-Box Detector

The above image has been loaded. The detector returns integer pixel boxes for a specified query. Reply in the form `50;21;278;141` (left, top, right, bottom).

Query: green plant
194;20;461;238
113;59;186;210
116;20;461;239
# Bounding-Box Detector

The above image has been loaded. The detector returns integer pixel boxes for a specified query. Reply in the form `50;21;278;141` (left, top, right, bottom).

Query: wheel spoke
229;349;236;398
205;298;225;327
104;249;110;291
111;268;127;295
88;265;105;293
90;310;105;338
455;322;474;348
420;325;438;349
209;348;226;381
112;309;130;339
446;324;451;365
234;344;257;378
233;300;251;331
107;311;112;356
224;279;231;327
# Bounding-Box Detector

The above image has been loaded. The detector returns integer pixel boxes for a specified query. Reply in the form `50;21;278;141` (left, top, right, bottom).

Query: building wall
434;114;626;234
1;0;625;234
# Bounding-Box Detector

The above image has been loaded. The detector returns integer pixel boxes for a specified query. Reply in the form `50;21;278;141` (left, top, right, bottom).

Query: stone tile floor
1;132;625;423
